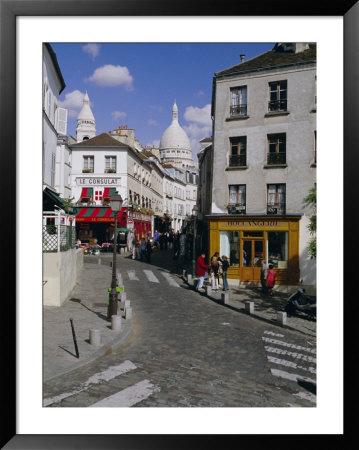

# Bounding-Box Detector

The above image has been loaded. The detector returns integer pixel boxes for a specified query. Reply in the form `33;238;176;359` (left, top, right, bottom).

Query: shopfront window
267;231;288;268
220;231;239;266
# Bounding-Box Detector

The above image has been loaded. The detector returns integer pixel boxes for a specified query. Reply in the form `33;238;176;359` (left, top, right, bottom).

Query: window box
105;168;116;173
82;168;93;173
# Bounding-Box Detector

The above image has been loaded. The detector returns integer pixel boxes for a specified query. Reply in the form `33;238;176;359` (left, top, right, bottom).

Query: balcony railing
229;154;247;167
268;100;287;112
267;203;286;215
227;204;246;214
230;104;247;116
267;152;286;165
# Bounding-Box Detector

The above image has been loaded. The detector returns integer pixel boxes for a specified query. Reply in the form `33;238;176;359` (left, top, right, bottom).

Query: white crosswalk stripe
43;360;137;407
125;269;180;287
263;331;316;405
160;271;180;287
89;379;160;407
143;270;160;283
127;270;139;280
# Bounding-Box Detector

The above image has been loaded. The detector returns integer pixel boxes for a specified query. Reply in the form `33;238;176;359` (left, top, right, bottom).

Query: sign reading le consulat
77;177;121;185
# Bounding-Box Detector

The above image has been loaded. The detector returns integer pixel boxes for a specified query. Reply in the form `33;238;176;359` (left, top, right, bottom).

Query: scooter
285;287;316;317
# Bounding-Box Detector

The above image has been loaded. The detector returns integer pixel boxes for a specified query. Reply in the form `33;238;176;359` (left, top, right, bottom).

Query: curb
44;320;133;382
181;276;316;337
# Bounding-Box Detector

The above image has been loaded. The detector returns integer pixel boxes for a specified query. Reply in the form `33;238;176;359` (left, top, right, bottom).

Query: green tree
304;186;316;259
62;197;75;213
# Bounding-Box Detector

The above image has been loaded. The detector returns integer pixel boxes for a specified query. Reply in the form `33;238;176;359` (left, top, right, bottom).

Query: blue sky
51;42;274;160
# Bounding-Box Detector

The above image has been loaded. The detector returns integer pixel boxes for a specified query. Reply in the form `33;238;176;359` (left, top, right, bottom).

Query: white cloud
148;119;158;126
183;104;212;127
82;43;100;59
58;90;85;117
112;110;127;121
182;104;212;155
86;64;134;89
195;90;205;97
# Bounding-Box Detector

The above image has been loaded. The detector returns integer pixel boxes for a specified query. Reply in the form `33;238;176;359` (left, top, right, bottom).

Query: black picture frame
1;0;357;448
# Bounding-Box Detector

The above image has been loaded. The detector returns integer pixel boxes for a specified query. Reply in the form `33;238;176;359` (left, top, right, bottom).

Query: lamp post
192;205;199;276
108;193;123;318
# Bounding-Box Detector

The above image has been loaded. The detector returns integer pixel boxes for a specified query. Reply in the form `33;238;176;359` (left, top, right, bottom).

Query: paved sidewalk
43;259;132;382
43;248;316;382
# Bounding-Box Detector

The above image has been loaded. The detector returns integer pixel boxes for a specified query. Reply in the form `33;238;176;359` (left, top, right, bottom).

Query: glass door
240;238;264;282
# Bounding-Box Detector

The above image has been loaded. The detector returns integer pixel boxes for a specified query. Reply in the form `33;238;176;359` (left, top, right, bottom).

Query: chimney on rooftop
240;54;245;62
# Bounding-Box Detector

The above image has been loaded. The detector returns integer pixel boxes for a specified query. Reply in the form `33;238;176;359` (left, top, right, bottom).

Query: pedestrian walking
221;255;229;291
260;258;268;294
145;238;152;263
173;234;179;259
140;237;147;261
179;232;186;260
196;252;209;291
210;256;220;291
131;235;138;260
266;264;276;296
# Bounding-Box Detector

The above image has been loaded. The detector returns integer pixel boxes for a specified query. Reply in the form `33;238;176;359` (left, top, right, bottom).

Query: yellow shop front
208;215;301;286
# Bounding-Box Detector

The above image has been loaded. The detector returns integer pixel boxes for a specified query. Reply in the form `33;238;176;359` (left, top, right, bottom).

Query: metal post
69;318;80;358
192;215;197;276
109;213;118;318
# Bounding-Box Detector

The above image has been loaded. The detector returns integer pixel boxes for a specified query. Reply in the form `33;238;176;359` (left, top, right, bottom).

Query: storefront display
208;215;301;285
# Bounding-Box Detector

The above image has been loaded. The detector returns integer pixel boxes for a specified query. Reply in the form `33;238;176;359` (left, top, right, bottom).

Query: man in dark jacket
196;252;209;291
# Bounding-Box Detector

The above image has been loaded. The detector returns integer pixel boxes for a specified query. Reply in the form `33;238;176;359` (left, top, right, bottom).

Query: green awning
43;187;66;209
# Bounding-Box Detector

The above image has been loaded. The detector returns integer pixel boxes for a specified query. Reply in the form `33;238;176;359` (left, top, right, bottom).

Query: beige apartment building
206;43;316;292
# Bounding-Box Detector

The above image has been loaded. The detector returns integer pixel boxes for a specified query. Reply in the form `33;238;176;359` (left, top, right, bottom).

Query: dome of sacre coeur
77;91;95;121
159;101;191;151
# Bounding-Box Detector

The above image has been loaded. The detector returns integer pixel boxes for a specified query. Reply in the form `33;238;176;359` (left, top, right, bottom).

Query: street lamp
192;205;199;277
108;193;123;318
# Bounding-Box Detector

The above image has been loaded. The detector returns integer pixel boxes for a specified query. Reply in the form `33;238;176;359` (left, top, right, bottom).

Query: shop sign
76;177;121;185
227;219;279;227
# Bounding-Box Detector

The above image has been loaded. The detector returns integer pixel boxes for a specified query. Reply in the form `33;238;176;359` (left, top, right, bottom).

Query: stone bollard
111;315;122;331
187;274;193;285
221;292;229;305
124;300;131;311
98;258;101;265
89;329;101;346
277;311;287;326
120;291;126;302
245;301;254;314
182;269;187;278
206;285;212;296
125;306;132;320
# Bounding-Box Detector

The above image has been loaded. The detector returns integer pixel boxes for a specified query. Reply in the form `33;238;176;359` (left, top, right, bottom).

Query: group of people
195;251;230;292
130;235;152;263
260;259;276;296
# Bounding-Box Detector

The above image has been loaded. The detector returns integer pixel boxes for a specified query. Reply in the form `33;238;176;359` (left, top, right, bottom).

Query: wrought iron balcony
230;104;247;116
229;154;247;167
267;203;286;215
227;204;246;214
268;100;287;112
267;152;286;165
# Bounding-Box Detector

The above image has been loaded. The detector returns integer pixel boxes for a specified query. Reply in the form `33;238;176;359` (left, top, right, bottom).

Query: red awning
103;187;117;199
80;187;93;199
75;206;126;223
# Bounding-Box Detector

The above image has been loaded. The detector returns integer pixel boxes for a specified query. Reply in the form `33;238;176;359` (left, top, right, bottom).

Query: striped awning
74;206;125;223
103;187;117;199
80;187;93;199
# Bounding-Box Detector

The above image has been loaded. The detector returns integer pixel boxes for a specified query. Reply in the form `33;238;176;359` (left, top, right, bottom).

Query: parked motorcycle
285;287;316;317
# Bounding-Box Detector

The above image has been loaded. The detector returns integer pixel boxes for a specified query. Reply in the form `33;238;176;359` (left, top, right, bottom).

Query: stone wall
43;248;84;306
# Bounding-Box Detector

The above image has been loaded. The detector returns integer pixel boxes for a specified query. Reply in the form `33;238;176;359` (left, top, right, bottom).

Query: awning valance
80;187;93;199
74;206;126;223
103;187;117;199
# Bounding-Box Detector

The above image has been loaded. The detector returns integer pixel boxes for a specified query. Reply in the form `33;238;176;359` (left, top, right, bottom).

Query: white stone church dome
159;102;191;151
